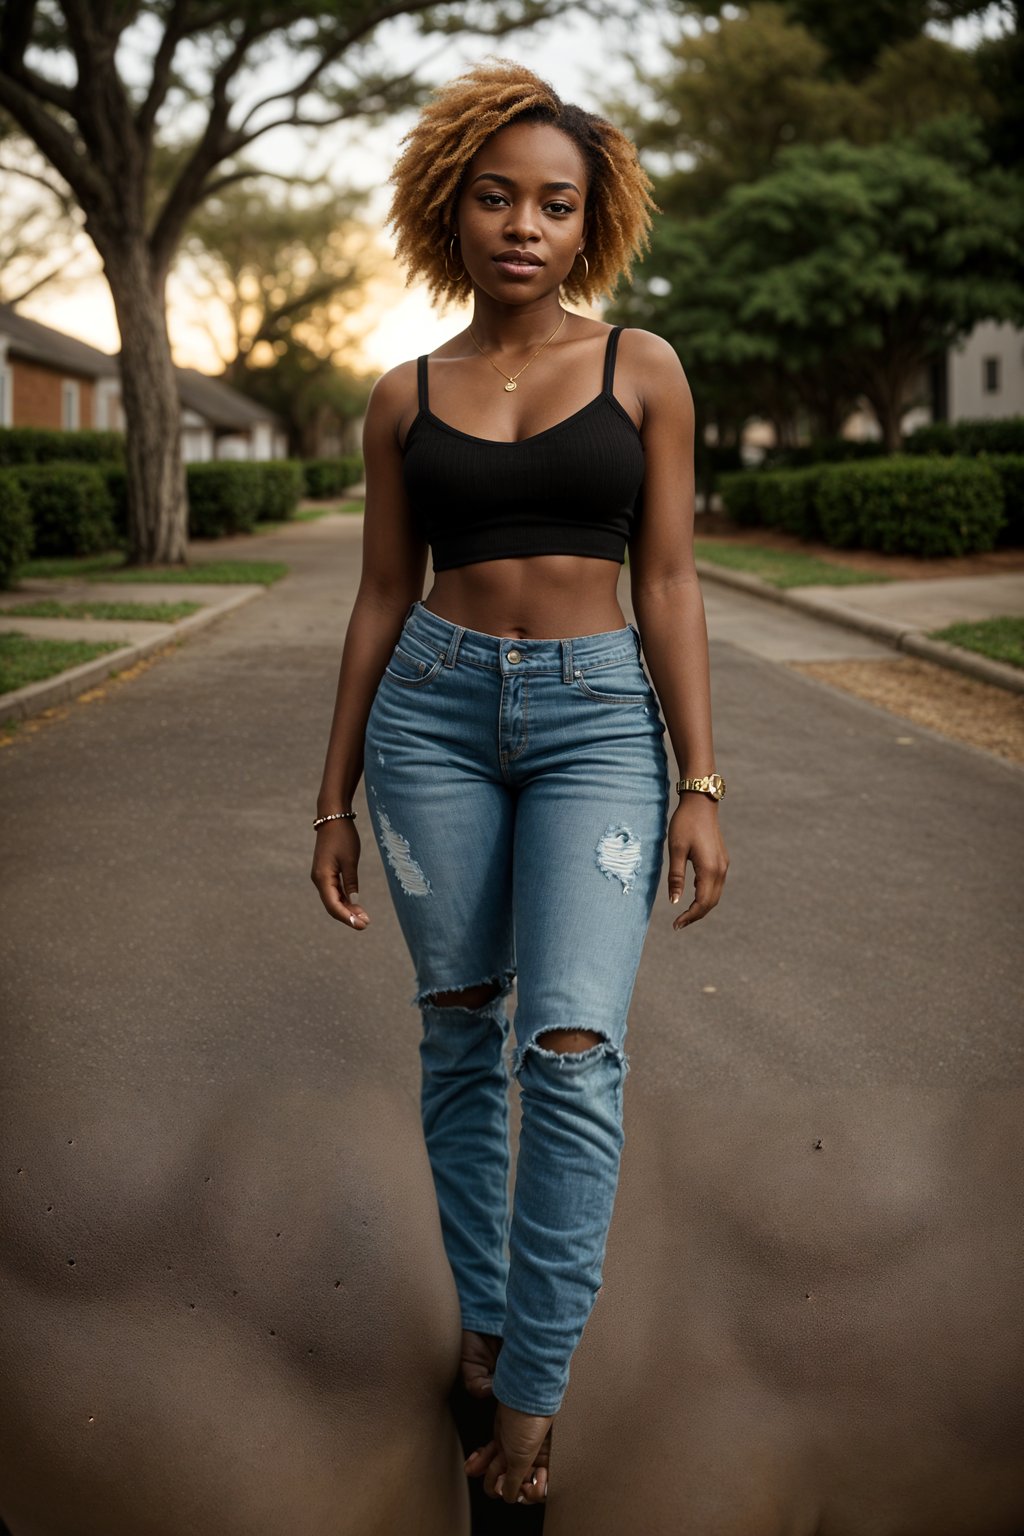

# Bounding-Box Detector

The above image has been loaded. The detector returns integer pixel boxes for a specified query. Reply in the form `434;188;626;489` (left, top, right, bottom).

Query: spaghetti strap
417;354;430;412
602;326;623;394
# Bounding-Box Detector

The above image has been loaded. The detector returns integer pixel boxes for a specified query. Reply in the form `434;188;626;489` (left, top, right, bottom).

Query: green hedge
761;437;886;469
719;456;1005;556
185;459;305;537
987;454;1024;547
0;427;124;466
9;463;117;557
815;457;1003;556
904;418;1024;457
258;460;305;521
302;456;363;499
0;471;33;589
186;462;265;538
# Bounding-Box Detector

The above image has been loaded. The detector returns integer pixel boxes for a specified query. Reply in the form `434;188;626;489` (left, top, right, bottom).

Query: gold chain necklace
468;308;568;392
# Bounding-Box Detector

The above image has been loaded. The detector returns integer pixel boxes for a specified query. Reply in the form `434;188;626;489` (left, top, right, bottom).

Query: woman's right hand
310;820;370;930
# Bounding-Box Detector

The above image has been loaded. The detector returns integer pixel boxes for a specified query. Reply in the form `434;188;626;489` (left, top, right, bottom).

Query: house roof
0;302;119;378
175;367;284;430
0;304;284;428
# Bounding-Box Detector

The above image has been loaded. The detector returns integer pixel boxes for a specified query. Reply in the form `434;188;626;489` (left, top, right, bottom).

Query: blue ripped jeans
363;600;669;1415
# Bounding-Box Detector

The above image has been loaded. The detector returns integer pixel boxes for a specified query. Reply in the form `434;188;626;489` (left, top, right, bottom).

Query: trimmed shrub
0;427;124;466
302;455;363;499
716;471;763;526
757;466;823;540
904;418;1024;457
986;454;1024;547
816;456;1004;557
186;461;265;538
104;466;129;544
11;463;116;557
258;460;305;521
0;470;33;589
763;437;886;469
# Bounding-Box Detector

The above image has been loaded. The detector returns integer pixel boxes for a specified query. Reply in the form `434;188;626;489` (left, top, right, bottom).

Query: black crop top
401;326;644;571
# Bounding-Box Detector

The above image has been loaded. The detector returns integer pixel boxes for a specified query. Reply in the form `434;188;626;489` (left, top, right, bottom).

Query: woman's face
454;120;588;302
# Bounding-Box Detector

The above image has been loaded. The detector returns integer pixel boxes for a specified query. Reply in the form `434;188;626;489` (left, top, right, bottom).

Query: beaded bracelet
313;811;358;829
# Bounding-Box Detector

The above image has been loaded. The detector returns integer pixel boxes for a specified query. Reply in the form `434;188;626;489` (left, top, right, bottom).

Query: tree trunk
103;244;188;565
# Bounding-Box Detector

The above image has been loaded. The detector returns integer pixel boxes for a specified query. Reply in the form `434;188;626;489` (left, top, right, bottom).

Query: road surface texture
1;513;1022;1536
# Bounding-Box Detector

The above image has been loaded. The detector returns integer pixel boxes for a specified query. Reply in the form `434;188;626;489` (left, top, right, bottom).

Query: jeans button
507;649;522;664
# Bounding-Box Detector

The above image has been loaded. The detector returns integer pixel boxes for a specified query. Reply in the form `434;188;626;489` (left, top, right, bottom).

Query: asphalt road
1;513;1022;1536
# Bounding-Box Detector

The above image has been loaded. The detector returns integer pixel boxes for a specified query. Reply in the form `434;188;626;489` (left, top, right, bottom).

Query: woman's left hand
666;797;729;930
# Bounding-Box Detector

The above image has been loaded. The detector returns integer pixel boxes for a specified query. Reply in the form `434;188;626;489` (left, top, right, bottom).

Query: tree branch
0;69;106;209
136;0;190;142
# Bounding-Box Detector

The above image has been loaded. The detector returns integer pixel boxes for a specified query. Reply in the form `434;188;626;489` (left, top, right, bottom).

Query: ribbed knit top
401;326;645;571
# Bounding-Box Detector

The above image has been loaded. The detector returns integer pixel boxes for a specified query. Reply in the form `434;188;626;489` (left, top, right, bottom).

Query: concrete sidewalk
694;560;1024;695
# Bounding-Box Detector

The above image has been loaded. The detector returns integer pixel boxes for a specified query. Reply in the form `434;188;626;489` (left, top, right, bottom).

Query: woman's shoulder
615;326;681;369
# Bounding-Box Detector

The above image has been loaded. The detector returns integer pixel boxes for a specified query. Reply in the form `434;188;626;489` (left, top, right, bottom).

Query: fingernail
670;894;679;904
517;1495;526;1504
495;1476;504;1497
349;915;358;926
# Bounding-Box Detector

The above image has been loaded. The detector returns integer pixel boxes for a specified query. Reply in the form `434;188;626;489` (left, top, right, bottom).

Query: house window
982;356;1000;394
61;379;81;429
0;364;11;427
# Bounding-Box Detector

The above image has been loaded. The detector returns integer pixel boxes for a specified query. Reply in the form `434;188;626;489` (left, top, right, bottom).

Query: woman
311;59;729;1508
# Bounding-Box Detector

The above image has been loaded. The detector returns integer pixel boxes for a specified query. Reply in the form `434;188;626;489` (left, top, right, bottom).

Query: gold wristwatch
676;773;726;802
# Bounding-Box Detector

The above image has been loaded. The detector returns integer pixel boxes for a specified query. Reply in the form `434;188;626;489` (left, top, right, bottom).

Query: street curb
0;585;265;726
695;560;1024;697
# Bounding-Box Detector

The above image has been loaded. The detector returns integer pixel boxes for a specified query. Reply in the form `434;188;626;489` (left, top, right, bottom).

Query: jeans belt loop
443;624;465;668
629;622;643;660
561;637;574;683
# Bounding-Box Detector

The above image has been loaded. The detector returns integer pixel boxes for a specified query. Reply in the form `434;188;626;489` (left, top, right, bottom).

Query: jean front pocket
573;654;653;706
384;631;445;689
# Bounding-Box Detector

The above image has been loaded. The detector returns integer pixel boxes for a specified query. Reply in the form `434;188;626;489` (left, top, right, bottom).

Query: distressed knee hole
425;982;503;1010
533;1027;605;1054
596;823;642;894
511;1028;628;1080
376;807;430;896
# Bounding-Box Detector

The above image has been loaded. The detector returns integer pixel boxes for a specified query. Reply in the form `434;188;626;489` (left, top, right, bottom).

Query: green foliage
929;615;1024;668
0;633;123;693
303;456;364;498
693;538;889;586
620;121;1024;449
814;456;1004;555
719;455;1006;555
0;428;125;466
904;417;1024;455
718;466;824;537
0;471;33;590
257;461;305;521
762;437;887;468
10;464;116;557
986;455;1024;546
186;462;265;538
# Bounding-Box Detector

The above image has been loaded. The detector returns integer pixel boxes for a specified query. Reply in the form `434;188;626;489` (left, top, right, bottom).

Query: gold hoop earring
575;250;590;282
445;236;465;282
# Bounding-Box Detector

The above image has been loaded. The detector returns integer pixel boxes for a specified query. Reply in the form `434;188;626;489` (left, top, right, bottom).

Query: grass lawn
693;540;890;588
0;631;124;693
929;615;1024;669
0;598;202;622
696;540;890;586
19;554;288;585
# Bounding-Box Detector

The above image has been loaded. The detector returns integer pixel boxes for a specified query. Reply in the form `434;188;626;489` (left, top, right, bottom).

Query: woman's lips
493;255;544;277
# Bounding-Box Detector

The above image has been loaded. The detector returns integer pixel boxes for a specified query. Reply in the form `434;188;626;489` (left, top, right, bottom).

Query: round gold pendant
504;380;517;392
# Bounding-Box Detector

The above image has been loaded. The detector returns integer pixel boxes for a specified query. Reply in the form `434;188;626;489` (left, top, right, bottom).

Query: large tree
616;119;1024;450
0;0;573;564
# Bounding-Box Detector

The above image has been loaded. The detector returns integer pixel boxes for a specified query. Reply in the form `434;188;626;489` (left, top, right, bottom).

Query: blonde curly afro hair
388;59;656;308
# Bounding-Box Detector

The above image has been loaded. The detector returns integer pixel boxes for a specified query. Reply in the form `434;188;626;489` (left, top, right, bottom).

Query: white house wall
948;319;1024;421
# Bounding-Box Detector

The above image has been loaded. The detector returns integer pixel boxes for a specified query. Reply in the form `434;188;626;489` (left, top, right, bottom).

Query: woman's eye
547;202;574;216
479;193;507;207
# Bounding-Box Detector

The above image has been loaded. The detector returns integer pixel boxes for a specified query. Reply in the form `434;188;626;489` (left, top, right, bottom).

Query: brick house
0;304;287;459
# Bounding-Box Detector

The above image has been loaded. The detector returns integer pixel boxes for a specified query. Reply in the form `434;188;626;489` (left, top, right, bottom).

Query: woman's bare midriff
423;553;628;639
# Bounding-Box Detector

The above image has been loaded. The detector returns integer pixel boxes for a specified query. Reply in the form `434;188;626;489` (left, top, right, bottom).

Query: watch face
708;774;725;800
